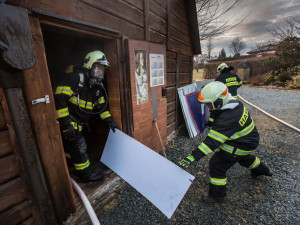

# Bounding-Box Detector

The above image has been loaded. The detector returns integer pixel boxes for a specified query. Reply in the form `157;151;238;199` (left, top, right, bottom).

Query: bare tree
271;16;300;40
228;37;246;56
207;37;214;60
196;0;247;40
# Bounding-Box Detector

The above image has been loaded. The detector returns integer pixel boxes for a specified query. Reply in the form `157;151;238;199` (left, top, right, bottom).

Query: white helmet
198;81;231;109
217;63;228;74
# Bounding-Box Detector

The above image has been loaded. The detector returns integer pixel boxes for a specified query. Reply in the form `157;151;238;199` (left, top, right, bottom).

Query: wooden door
127;40;167;152
22;16;76;221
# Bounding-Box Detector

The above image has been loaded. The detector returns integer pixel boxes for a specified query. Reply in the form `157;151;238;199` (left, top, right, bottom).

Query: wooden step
63;167;124;224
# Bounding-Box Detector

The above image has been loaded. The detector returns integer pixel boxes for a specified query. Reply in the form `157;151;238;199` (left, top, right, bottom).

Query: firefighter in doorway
54;50;118;183
215;63;242;99
178;81;272;203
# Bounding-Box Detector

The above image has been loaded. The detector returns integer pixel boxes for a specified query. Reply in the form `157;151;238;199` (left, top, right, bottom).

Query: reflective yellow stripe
219;143;254;155
56;107;69;118
69;96;78;105
208;129;228;143
99;96;105;104
198;142;213;155
74;160;90;170
226;81;238;87
209;117;214;122
69;96;93;109
229;121;255;140
55;86;73;96
100;111;111;119
71;122;82;131
86;102;93;109
233;95;238;99
238;81;243;85
210;176;227;185
249;157;260;169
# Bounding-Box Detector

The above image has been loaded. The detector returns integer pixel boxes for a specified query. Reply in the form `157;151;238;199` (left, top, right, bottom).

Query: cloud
201;0;300;56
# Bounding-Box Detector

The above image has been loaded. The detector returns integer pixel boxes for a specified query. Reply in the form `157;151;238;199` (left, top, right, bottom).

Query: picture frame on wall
150;54;164;87
134;49;148;105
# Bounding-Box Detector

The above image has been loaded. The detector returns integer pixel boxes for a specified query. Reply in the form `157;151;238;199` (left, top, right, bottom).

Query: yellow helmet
83;50;109;69
198;81;231;109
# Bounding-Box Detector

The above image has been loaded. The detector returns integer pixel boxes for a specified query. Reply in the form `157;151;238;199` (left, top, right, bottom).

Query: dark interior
41;24;110;167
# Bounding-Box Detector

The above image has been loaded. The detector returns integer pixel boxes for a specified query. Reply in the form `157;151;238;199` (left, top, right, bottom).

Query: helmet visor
91;64;105;80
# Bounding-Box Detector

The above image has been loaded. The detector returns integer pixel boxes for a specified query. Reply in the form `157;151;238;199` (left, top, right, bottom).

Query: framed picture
134;50;148;105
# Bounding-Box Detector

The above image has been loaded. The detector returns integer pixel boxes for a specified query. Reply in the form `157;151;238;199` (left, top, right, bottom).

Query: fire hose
71;178;101;225
238;94;300;133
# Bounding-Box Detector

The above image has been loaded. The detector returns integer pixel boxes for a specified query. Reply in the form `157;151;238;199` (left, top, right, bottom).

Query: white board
100;129;195;219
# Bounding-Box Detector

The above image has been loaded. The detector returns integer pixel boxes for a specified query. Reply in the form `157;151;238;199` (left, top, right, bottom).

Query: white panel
100;130;195;219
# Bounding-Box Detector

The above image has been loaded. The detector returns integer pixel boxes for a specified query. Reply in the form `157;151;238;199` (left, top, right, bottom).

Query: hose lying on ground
238;94;300;133
71;178;101;225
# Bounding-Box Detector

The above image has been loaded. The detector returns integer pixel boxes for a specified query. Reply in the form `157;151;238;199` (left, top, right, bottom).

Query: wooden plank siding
2;0;200;221
0;89;40;224
7;0;197;138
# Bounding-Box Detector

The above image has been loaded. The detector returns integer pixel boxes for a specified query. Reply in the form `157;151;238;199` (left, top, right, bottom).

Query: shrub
278;71;293;82
265;74;275;84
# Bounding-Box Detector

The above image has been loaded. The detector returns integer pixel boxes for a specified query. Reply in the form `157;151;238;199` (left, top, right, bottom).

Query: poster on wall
150;54;164;87
134;50;148;105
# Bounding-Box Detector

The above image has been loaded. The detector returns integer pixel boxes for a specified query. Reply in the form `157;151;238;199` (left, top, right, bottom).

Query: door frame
23;13;130;221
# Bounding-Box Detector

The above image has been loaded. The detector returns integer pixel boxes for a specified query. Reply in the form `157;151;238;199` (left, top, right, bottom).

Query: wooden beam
167;0;170;50
144;0;150;41
175;52;180;128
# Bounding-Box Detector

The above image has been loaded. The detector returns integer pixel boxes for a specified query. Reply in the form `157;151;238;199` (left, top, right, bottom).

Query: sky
200;0;300;57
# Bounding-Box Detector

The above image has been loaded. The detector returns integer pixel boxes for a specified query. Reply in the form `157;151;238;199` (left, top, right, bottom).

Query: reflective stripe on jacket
194;100;259;158
215;72;242;99
54;68;111;129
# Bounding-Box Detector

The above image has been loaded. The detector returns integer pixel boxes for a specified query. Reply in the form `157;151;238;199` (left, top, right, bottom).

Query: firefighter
178;81;272;203
54;50;118;183
215;63;242;99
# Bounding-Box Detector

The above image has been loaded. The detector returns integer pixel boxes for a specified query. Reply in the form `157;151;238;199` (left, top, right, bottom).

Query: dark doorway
41;24;111;172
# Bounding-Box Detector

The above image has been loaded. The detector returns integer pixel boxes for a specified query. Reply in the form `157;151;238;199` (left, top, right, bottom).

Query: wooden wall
0;89;41;225
8;0;196;136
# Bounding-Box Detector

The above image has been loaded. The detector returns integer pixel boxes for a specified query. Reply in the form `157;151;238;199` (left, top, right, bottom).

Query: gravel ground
98;85;300;225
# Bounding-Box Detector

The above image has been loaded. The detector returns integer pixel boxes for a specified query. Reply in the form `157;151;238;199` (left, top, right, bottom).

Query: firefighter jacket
54;68;111;131
215;72;242;98
192;98;259;160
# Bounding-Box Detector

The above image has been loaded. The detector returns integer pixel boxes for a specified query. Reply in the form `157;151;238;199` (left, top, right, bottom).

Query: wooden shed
0;0;201;224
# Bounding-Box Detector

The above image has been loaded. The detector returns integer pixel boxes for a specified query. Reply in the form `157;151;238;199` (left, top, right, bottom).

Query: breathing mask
90;63;105;86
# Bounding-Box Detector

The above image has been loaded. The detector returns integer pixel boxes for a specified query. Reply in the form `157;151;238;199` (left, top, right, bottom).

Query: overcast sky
201;0;300;57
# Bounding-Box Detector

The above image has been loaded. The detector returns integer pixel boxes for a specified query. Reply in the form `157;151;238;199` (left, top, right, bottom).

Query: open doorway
41;24;115;179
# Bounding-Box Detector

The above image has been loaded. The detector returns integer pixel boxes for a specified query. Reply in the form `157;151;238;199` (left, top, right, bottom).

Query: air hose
71;178;101;225
238;94;300;133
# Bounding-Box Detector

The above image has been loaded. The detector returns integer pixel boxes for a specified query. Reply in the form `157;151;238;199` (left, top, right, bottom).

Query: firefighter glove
106;118;118;132
178;154;195;169
62;126;77;140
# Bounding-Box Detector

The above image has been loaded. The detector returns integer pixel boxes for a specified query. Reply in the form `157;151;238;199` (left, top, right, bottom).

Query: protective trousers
208;150;270;198
62;129;93;179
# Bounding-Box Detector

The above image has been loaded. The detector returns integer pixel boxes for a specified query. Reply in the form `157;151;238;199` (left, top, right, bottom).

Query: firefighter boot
78;166;104;183
81;171;104;183
251;162;273;177
202;195;227;203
